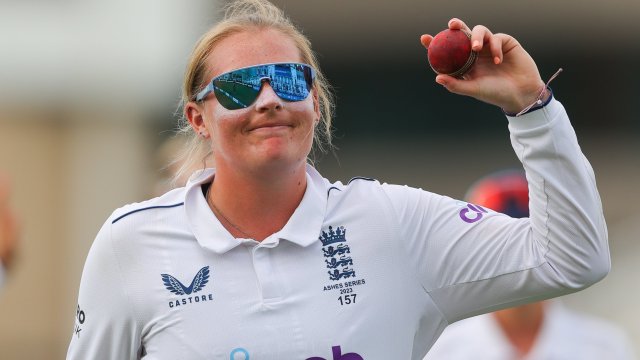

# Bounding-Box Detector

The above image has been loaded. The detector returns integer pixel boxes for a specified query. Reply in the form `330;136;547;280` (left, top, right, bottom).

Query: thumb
435;74;477;96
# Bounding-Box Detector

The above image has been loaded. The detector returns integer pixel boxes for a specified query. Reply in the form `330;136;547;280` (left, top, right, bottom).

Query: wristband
506;68;563;117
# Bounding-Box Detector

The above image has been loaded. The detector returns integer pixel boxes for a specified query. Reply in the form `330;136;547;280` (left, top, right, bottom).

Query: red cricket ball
427;29;477;78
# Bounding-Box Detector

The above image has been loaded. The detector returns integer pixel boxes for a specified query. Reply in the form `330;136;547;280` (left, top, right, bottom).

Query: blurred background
0;0;638;358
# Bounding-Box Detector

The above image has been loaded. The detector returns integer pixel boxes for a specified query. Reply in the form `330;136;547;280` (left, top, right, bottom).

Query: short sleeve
66;218;142;360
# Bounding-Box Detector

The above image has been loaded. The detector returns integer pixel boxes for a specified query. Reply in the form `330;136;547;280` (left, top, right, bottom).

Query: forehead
206;28;303;79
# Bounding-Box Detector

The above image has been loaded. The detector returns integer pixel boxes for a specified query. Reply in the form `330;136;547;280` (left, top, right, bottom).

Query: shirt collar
183;165;327;254
276;164;327;247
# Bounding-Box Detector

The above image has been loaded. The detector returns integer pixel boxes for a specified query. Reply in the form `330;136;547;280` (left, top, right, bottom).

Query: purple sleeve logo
459;204;488;223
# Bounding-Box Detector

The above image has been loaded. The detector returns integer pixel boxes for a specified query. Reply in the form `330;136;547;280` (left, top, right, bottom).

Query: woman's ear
184;101;209;138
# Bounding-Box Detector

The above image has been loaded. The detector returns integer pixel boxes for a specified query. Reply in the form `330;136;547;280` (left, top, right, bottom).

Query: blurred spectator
0;175;19;290
424;169;636;359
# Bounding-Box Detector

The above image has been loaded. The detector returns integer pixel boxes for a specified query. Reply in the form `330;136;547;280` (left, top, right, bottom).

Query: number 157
338;294;356;305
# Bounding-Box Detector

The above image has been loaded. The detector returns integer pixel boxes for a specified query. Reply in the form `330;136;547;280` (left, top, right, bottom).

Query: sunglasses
195;62;316;110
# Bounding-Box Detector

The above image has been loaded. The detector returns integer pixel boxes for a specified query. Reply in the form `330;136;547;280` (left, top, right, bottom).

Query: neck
493;302;545;356
207;163;308;241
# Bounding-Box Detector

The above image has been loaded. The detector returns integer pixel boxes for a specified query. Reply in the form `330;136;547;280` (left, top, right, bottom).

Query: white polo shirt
67;99;609;360
424;301;636;359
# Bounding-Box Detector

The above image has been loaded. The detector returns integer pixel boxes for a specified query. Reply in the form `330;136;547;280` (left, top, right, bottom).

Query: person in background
424;169;636;359
0;175;19;291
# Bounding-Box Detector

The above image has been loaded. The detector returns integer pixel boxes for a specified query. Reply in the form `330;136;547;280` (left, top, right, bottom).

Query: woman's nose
254;80;284;112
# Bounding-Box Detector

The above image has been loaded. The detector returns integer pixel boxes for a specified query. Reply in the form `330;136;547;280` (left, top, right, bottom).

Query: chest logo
161;266;210;295
320;226;356;281
320;226;366;306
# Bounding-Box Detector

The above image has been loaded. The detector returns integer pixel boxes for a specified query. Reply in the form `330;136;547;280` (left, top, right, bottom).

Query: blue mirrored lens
197;63;315;110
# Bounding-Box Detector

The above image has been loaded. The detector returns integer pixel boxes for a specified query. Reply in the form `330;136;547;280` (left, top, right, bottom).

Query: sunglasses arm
194;83;214;103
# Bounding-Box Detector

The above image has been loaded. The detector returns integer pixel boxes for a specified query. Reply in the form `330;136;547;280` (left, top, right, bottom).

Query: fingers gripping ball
427;29;477;78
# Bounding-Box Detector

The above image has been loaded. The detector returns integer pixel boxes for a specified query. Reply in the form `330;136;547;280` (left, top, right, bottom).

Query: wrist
502;81;545;114
504;68;563;117
504;87;553;117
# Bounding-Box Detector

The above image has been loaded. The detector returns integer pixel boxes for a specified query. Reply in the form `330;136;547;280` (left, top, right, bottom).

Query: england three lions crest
320;226;356;281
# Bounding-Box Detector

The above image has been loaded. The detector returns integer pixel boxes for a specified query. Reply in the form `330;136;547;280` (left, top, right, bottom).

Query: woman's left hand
421;18;546;114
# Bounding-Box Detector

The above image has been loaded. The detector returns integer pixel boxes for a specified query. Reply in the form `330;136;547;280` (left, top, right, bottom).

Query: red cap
465;170;529;218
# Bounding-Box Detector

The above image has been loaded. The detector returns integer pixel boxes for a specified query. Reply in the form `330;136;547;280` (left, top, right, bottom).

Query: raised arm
386;19;610;323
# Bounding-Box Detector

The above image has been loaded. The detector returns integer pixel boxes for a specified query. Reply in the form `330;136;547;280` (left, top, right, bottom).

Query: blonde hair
172;0;335;184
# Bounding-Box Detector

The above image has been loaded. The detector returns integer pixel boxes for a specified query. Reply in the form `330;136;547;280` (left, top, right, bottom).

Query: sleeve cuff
506;97;564;133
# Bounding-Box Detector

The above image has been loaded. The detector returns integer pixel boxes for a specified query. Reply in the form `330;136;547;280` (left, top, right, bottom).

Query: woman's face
196;28;319;177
